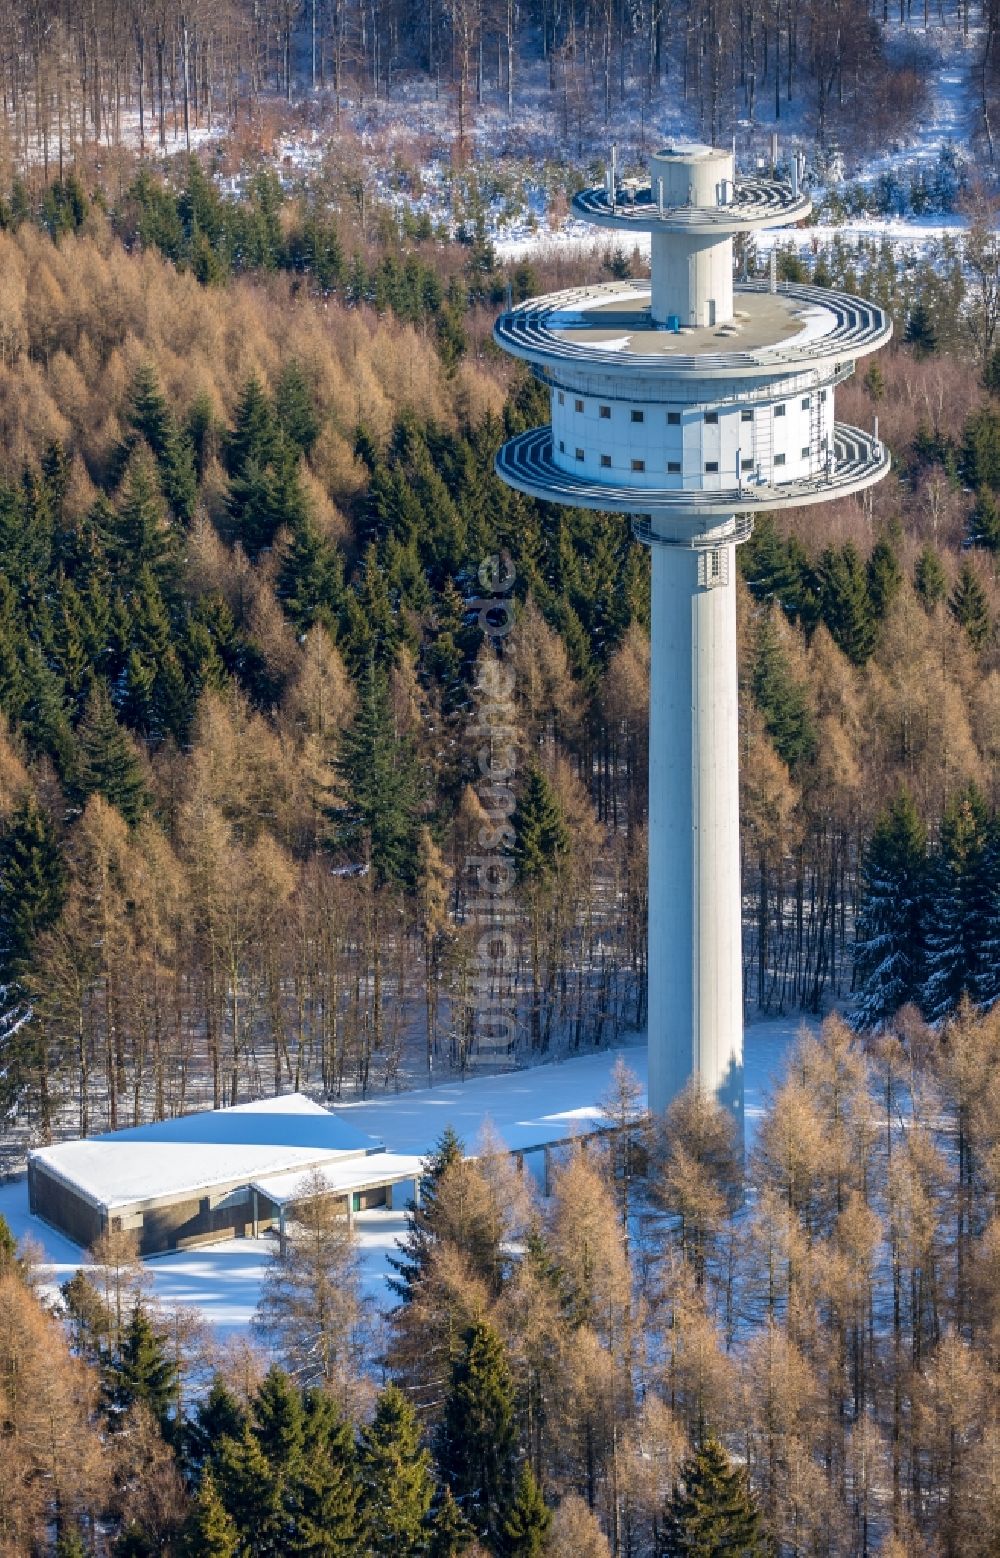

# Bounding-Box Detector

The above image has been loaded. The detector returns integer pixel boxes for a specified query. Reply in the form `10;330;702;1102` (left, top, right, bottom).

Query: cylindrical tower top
649;144;734;210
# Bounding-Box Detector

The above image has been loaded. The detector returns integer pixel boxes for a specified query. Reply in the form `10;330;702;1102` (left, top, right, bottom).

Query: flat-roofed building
27;1094;396;1255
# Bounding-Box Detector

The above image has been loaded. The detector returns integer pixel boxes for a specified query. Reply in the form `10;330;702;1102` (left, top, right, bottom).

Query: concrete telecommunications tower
493;144;891;1134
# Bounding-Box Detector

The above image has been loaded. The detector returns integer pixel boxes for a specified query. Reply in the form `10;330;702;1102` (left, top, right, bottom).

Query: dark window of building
819;389;828;402
631;409;645;423
741;409;753;422
558;440;565;453
704;411;719;424
557;392;564;405
801;446;810;458
575;448;585;461
631;458;646;471
667;460;681;473
801;396;811;409
705;460;719;473
774;452;786;466
600;454;612;467
774;404;786;417
667;411;681;425
741;455;754;471
575;399;584;413
599;404;611;418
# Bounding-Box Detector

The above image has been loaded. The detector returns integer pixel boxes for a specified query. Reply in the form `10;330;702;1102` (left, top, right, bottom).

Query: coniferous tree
105;1301;179;1431
428;1485;475;1556
336;656;421;888
512;765;569;884
216;1423;286;1556
968;488;1000;552
276;515;344;634
74;686;149;824
972;817;1000;1009
866;533;903;619
658;1436;767;1558
437;1321;517;1544
285;1388;362;1557
180;1469;238;1558
949;560;992;648
387;1126;464;1303
750;611;816;769
0;794;65;977
923;787;991;1021
854;790;928;1029
122;364;198;524
183;1377;247;1480
358;1384;435;1555
914;545;948;610
501;1466;552;1558
275;361;321;455
817;543;877;665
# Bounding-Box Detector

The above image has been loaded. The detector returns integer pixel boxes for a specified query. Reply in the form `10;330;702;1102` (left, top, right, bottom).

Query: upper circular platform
572;169;811;234
494;280;891;380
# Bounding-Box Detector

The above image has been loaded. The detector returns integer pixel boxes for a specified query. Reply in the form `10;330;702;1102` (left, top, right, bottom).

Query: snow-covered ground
0;1014;810;1337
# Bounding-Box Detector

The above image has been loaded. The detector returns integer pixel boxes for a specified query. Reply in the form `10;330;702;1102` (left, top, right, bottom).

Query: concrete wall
28;1160;105;1249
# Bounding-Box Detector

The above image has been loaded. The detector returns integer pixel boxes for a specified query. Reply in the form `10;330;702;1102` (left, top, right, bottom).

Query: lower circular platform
495;423;889;517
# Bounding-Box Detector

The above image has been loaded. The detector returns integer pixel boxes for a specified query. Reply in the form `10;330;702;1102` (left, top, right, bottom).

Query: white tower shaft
647;531;743;1130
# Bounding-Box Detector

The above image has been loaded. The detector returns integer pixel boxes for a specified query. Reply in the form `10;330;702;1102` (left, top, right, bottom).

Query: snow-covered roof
333;1046;649;1157
29;1093;380;1213
250;1152;428;1209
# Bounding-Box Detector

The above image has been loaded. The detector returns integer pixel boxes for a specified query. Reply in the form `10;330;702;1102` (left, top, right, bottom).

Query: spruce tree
817;543;877;665
0;794;66;977
387;1125;464;1303
252;1365;305;1471
122;363;198;523
923;788;992;1021
437;1321;517;1544
359;1384;435;1555
181;1469;239;1558
512;765;569;885
658;1436;767;1558
866;533;903;619
275;360;321;454
972;815;1000;1010
501;1466;552;1558
336;656;421;888
750;611;816;769
276;515;344;634
949;560;992;648
112;449;179;588
183;1376;247;1479
968;488;1000;552
428;1485;475;1556
74;686;149;824
853;790;928;1029
914;544;948;610
216;1424;286;1556
105;1300;179;1430
285;1388;361;1557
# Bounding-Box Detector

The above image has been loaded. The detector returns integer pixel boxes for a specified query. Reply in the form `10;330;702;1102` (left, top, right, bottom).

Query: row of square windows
558;443;810;470
557;392;827;421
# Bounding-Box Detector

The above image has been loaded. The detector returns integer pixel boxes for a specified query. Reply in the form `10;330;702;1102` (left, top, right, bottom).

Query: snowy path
0;1014;811;1336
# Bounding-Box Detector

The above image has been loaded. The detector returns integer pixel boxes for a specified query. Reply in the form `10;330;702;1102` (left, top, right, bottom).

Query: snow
251;1154;426;1208
28;1093;380;1212
0;1016;814;1335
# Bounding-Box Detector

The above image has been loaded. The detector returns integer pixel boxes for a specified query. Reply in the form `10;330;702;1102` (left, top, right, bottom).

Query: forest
0;154;996;1150
4;1008;1000;1555
0;0;973;171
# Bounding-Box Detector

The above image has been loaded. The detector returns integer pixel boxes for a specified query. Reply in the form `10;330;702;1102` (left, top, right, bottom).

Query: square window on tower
558;440;565;453
801;396;811;409
774;404;786;417
575;399;584;413
667;461;681;473
774;452;786;466
741;455;754;471
667;411;681;425
631;409;645;423
558;392;564;405
599;404;611;418
704;411;719;424
631;458;646;471
600;454;612;467
575;448;585;461
705;460;719;473
801;446;810;459
741;409;754;422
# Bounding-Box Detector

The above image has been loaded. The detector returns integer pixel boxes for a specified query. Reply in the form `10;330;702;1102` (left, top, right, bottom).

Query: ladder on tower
809;389;824;478
755;403;773;487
